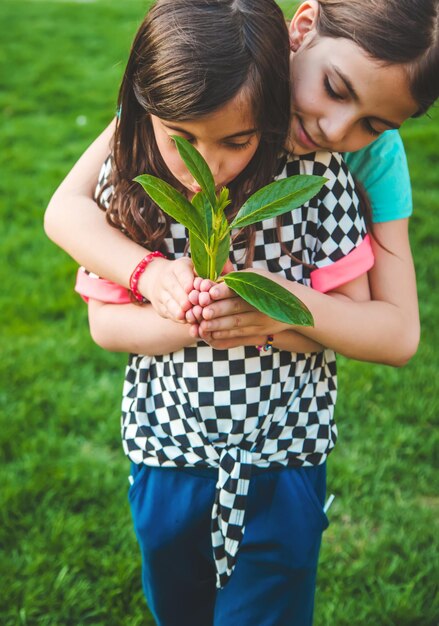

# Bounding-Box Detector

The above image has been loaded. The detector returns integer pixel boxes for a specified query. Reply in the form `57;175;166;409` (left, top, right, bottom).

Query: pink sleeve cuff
75;268;132;304
310;235;374;293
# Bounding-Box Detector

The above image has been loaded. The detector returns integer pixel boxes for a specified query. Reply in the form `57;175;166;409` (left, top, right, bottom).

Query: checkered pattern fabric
88;151;367;588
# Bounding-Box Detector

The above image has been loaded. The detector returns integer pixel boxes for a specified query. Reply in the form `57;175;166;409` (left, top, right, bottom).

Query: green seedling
135;136;327;326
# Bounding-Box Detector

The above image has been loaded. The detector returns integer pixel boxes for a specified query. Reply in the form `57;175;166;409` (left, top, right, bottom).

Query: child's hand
188;275;290;342
185;258;234;324
186;277;217;324
140;256;195;322
198;329;268;350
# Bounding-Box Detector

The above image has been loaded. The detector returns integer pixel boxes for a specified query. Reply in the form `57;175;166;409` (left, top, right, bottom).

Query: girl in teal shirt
345;131;412;223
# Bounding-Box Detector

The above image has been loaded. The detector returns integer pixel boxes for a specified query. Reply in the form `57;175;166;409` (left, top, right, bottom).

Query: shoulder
284;150;346;175
280;151;356;211
282;151;353;192
344;131;412;223
344;130;406;171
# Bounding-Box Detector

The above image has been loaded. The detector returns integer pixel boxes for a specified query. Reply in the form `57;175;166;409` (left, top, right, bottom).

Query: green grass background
0;1;438;624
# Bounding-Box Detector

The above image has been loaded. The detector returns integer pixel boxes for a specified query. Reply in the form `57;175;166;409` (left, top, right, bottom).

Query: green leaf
134;174;205;241
192;191;213;243
223;272;314;326
214;230;231;280
189;231;210;278
216;187;231;215
230;175;326;230
172;136;217;211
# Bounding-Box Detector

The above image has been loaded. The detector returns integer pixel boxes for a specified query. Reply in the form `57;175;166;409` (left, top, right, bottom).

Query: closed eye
324;76;344;101
224;139;253;151
362;119;381;137
168;134;194;145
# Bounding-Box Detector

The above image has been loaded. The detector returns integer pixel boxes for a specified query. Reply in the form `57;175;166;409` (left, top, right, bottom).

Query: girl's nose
319;115;351;147
197;147;221;181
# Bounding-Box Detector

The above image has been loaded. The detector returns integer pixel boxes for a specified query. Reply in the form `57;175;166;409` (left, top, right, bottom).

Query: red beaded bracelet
129;250;166;303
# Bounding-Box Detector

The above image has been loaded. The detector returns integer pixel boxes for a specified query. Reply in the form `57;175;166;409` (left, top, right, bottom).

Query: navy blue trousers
128;463;328;626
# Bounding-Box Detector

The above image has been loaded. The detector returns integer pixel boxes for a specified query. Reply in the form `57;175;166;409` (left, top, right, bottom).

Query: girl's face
287;5;419;155
151;92;260;197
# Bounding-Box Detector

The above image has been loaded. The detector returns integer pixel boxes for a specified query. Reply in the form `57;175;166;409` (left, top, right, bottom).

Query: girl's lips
296;117;320;150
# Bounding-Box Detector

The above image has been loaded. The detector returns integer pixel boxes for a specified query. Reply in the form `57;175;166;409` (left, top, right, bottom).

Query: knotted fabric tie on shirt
211;446;253;588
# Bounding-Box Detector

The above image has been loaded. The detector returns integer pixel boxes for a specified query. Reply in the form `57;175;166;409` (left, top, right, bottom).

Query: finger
191;305;204;322
180;294;194;314
174;257;196;294
200;315;245;333
198;291;214;307
193;276;203;290
156;300;182;322
199;278;217;293
163;298;187;322
202;297;253;321
210;328;259;339
163;259;196;313
200;310;265;333
163;278;192;313
188;323;200;338
188;289;201;306
185;308;197;324
209;282;235;300
198;327;214;343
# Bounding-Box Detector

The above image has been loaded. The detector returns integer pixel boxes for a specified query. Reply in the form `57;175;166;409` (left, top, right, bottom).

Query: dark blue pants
128;463;328;626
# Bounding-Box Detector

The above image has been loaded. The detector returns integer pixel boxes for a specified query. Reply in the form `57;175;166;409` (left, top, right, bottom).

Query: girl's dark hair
104;0;290;255
317;0;439;117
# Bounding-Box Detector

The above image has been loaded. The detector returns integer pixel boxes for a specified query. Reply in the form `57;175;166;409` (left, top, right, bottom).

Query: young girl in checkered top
46;1;438;624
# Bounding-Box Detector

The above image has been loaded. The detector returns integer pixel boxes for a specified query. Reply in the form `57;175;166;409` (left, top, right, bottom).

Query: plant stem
208;211;222;280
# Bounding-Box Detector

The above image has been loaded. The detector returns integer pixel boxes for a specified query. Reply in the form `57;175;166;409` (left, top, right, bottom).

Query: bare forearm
269;279;398;361
290;287;414;364
287;220;419;365
48;198;147;287
88;300;196;354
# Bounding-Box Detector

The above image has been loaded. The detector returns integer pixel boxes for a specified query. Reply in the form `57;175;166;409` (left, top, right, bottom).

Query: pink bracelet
130;250;166;303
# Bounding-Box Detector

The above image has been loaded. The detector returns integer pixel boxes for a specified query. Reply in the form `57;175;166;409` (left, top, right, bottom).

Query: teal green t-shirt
344;130;412;223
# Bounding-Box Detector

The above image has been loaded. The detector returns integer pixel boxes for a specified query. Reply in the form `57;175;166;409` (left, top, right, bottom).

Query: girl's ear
289;1;319;52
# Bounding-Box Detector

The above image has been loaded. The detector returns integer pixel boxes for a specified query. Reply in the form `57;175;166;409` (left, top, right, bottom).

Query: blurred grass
1;1;438;624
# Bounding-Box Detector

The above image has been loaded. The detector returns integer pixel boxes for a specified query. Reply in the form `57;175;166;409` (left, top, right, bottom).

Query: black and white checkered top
78;151;372;588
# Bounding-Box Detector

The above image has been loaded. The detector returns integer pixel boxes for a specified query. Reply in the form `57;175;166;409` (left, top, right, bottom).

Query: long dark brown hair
103;0;291;258
317;0;439;117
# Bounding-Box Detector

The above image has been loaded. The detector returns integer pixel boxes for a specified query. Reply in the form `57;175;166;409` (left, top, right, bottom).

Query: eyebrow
162;123;258;140
332;66;401;130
